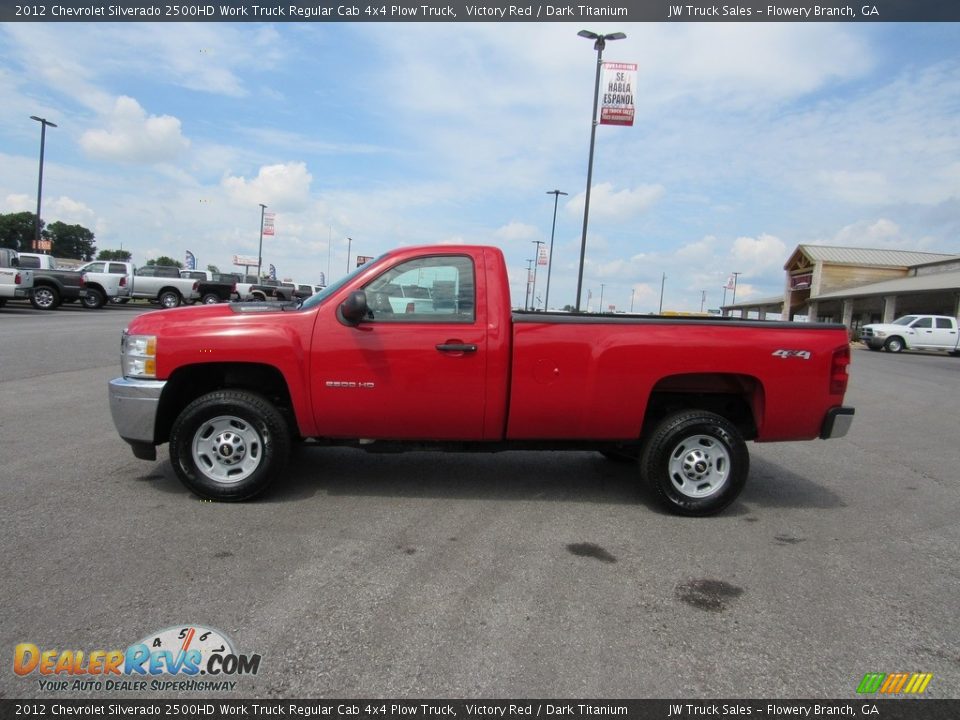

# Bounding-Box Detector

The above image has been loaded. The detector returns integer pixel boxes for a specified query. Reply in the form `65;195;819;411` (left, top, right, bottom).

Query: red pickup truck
108;244;854;516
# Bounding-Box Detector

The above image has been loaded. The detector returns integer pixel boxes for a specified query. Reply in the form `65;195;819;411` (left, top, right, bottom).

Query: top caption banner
1;0;958;22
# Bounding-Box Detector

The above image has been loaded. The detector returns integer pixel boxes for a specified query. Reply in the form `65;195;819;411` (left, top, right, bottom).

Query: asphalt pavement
1;302;957;700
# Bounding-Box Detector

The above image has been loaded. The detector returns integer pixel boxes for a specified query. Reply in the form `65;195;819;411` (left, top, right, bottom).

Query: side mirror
339;290;368;325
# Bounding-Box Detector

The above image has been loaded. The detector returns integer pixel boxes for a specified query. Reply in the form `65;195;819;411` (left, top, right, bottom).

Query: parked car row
2;250;325;311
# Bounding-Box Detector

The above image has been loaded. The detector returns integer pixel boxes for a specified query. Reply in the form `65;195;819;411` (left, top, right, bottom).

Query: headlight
874;331;886;338
121;332;157;378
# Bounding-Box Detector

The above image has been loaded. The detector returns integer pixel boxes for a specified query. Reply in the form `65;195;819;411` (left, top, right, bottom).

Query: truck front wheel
169;390;291;501
884;337;904;353
81;288;105;309
640;410;749;517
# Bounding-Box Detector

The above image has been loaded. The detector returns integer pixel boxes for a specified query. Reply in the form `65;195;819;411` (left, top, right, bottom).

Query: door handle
436;343;477;353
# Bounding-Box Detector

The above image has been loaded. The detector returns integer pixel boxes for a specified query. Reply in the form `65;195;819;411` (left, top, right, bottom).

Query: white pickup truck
861;314;960;355
0;248;34;308
131;265;200;307
73;260;134;309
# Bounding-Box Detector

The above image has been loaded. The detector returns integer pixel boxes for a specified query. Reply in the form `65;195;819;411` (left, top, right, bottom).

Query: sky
1;20;959;313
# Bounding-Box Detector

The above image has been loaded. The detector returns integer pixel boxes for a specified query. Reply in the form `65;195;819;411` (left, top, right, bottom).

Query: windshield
299;254;386;310
893;316;918;326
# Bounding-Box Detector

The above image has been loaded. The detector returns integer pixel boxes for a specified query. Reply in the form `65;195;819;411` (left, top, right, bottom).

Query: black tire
866;345;881;352
0;298;7;308
31;285;61;310
159;290;181;308
81;288;105;309
640;410;749;517
202;293;221;304
884;336;904;353
111;297;130;304
169;390;290;501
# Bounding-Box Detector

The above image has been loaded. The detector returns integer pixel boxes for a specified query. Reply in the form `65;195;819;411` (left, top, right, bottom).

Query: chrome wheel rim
34;288;55;308
668;434;730;498
192;415;264;484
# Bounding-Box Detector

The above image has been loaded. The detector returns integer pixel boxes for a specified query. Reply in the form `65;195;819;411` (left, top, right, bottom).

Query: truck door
310;254;488;440
930;317;957;349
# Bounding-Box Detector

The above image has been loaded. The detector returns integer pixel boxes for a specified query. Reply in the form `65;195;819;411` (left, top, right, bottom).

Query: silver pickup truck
0;248;34;308
131;265;200;308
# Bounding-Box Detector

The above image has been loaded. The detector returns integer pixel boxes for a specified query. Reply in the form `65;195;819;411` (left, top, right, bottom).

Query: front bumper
108;377;167;460
820;406;855;439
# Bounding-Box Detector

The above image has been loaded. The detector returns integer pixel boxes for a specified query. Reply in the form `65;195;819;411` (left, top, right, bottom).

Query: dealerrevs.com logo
13;625;261;693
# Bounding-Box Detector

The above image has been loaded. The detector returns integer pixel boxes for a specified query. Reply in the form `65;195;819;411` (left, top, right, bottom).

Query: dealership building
722;245;960;336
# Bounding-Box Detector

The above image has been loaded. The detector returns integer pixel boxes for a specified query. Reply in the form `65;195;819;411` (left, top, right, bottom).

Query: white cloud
80;97;189;164
566;183;664;222
494;222;540;242
221;162;313;211
731;234;789;276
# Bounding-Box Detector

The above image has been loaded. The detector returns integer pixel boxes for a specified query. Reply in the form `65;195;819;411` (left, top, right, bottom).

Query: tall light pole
599;283;605;312
256;203;267;279
30;116;57;252
700;290;706;313
530;240;545;310
346;237;353;273
574;29;626;312
658;272;667;314
630;287;635;313
544;189;567;312
731;271;741;305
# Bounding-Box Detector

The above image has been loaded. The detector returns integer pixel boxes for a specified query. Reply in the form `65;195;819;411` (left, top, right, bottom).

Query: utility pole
599;283;605;312
524;259;535;311
346;237;353;273
544;189;567;312
630;288;635;313
256;203;267;279
732;272;741;305
531;240;545;310
700;290;706;313
658;272;667;314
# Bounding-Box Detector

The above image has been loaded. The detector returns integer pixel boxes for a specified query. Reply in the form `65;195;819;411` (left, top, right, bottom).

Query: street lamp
530;240;544;310
599;283;605;312
544;189;567;312
256;203;267;279
346;237;353;273
574;29;626;312
630;287;635;313
30;116;57;252
658;272;667;314
524;259;535;311
731;271;741;305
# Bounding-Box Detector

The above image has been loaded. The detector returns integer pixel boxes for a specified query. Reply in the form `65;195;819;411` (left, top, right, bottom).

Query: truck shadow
148;447;843;513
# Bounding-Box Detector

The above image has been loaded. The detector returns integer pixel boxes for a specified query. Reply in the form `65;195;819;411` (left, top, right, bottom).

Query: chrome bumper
108;377;167;460
820;406;855;439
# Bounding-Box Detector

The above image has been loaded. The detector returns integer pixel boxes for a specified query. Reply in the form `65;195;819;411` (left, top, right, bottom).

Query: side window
362;256;475;323
86;262;106;273
912;317;933;329
935;318;953;329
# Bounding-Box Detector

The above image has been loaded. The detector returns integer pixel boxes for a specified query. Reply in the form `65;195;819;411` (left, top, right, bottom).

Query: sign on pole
537;246;548;266
263;212;275;236
600;62;637;127
356;255;374;267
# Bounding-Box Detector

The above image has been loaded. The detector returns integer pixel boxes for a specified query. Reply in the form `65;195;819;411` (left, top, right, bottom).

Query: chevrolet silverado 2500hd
108;245;855;516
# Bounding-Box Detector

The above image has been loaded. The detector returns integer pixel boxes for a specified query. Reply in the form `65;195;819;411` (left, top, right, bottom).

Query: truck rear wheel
169;390;290;501
159;290;181;308
202;293;221;304
640;410;748;516
31;286;60;310
81;288;105;309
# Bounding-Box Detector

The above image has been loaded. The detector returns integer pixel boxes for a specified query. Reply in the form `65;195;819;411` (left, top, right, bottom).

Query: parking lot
1;302;958;699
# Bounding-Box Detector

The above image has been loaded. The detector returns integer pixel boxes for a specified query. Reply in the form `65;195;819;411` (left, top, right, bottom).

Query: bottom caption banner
2;701;958;720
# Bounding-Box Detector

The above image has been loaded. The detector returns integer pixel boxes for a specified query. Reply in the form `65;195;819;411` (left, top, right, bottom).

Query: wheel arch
155;363;297;445
642;373;763;441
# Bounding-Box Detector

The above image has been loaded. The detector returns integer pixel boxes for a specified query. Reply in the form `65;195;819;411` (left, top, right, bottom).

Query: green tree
97;249;133;261
206;264;220;274
47;221;96;260
147;256;182;268
0;212;43;251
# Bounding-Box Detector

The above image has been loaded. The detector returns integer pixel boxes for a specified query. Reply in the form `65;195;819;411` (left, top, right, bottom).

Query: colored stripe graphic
857;672;932;694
